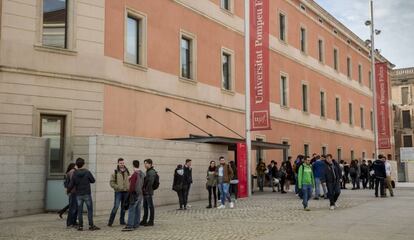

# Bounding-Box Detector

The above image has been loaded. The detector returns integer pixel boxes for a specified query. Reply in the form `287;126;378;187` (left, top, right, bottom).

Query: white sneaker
186;204;192;208
229;202;234;209
330;206;335;210
217;205;225;209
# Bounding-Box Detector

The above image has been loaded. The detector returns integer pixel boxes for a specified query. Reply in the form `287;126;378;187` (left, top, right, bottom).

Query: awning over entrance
169;135;289;151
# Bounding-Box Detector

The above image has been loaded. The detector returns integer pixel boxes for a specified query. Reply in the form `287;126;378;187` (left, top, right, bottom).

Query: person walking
324;154;342;210
122;160;145;231
270;160;278;192
360;160;369;189
206;161;217;208
279;161;287;194
68;158;100;231
294;155;304;196
349;160;359;190
108;158;130;227
298;156;315;211
256;158;266;192
172;164;186;210
64;163;78;228
368;160;375;189
183;159;193;208
384;158;394;197
140;159;157;226
373;155;387;198
312;155;326;200
217;156;234;209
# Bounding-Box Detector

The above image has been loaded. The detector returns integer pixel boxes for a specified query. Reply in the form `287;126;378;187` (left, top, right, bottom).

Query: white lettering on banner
254;0;264;104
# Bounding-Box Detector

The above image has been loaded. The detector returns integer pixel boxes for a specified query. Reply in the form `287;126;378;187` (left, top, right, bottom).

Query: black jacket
143;167;156;195
183;166;192;186
372;160;386;178
172;168;185;192
270;166;278;178
323;160;342;184
69;168;95;196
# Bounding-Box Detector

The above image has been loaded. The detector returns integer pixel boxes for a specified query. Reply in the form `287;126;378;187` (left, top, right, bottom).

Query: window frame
401;86;410;105
220;0;233;13
403;134;413;147
179;30;197;81
358;63;363;84
221;47;235;92
360;106;365;129
333;47;339;71
346;56;352;79
301;81;309;113
124;9;147;68
279;11;287;43
318;37;325;63
300;26;307;54
402;110;411;128
335;96;341;122
320;89;326;118
280;72;289;108
348;101;354;126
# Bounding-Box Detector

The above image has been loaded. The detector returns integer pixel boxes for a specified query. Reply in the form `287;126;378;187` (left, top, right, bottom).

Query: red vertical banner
375;62;391;149
250;0;271;131
237;143;248;198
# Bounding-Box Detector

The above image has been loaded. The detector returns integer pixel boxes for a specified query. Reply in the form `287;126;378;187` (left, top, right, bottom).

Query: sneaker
89;225;100;231
186;204;192;208
144;222;154;227
122;226;134;232
217;205;225;209
330;206;335;210
229;202;234;209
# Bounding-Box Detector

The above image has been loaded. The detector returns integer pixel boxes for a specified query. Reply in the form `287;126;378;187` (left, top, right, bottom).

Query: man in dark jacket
324;154;342;210
183;159;192;208
373;155;387;197
140;159;156;226
68;158;100;231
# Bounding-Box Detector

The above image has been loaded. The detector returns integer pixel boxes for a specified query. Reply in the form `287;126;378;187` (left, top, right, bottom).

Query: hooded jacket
172;167;185;192
69;168;95;196
373;160;386;178
109;166;130;192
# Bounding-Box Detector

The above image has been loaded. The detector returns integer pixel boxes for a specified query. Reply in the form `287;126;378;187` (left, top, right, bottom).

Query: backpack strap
114;169;118;183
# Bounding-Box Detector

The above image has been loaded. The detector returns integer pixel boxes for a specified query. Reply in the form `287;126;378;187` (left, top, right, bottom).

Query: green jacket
298;164;315;189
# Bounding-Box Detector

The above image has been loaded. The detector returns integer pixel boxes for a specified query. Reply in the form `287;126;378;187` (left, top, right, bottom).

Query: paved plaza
0;187;413;240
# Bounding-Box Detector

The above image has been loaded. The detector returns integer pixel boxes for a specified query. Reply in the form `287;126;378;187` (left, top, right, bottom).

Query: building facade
0;0;395;218
391;67;414;182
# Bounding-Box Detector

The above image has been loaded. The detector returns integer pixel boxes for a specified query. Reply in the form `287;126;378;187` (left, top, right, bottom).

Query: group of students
62;157;158;231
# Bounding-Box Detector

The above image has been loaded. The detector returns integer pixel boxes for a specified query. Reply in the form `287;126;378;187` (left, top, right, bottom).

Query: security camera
365;39;371;46
365;20;371;26
375;29;381;35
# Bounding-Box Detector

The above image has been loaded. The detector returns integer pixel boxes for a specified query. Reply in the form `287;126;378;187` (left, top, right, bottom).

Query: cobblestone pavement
1;187;413;240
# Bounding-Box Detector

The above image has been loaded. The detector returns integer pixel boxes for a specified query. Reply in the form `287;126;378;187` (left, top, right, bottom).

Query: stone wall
0;135;48;219
72;135;228;214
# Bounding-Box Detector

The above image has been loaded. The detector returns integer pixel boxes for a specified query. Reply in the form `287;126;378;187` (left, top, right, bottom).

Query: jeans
66;193;78;226
375;177;385;197
218;183;231;205
176;189;187;208
142;195;154;223
108;191;128;225
184;184;191;206
230;183;238;200
361;177;368;189
77;194;94;227
301;184;313;208
207;186;217;207
327;182;341;206
127;199;142;228
351;177;358;189
314;178;321;198
257;175;265;191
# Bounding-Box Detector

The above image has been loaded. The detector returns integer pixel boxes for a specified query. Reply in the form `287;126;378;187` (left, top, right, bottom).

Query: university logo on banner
375;62;391;149
250;0;271;131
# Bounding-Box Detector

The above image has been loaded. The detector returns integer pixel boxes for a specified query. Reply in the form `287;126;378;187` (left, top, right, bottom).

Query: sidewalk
0;187;413;240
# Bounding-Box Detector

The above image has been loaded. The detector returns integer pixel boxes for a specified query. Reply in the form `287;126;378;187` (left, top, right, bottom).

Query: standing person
122;160;145;231
270;161;278;192
279;161;287;194
360;160;369;189
373;155;387;198
298;156;315;211
217;156;234;209
68;158;100;231
108;158;130;227
312;155;326;200
206;161;217;208
172;164;186;210
256;158;266;192
349;160;358;190
294;155;304;196
324;154;342;210
183;159;193;208
343;161;350;189
339;160;346;189
140;159;157;226
229;161;238;201
384;158;394;197
368;160;375;189
285;157;293;192
64;163;78;228
355;159;361;189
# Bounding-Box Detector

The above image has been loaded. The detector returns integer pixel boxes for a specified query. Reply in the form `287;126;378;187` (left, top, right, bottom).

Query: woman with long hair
206;161;217;208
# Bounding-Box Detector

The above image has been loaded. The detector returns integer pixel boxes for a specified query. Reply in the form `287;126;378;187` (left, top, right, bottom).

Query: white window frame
278;10;288;43
320;89;327;118
335;95;341;123
317;37;325;63
333;47;339;72
124;9;148;68
348;101;354;126
220;0;234;13
299;25;307;54
179;30;197;81
358;63;363;84
301;81;310;113
360;106;365;129
221;47;235;92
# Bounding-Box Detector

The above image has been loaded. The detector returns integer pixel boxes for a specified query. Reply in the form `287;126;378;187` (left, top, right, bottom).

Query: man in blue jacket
312;155;326;200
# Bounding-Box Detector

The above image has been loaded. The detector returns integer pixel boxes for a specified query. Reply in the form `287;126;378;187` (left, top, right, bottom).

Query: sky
315;0;414;69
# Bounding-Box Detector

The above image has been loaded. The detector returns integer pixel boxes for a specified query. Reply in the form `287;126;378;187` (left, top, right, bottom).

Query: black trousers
375;177;385;197
184;184;191;206
142;195;154;223
176;189;187;208
280;177;285;192
360;177;368;189
207;186;217;207
327;182;341;206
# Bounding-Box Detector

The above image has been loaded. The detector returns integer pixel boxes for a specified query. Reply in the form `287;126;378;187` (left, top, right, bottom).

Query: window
40;115;66;173
180;35;195;79
402;110;411;128
337;148;342;161
221;0;231;11
369;71;372;89
362;151;366;160
351;150;355;161
348;102;353;125
347;57;351;78
42;0;68;48
300;27;306;53
402;87;409;105
282;141;289;162
360;107;365;129
370;110;374;130
302;83;308;112
322;146;327;156
126;15;142;65
320;91;326;117
318;39;324;63
279;13;286;42
222;52;231;90
333;48;338;71
280;75;288;107
335;97;341;122
304;144;309;157
300;4;306;11
403;135;413;147
358;64;362;83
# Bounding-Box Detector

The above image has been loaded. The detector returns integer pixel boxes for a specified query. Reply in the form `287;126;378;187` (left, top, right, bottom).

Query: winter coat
172;168;186;192
143;167;156;196
217;163;233;183
373;160;386;178
206;168;217;187
109;167;130;192
69;168;95;196
256;162;266;176
323;160;342;185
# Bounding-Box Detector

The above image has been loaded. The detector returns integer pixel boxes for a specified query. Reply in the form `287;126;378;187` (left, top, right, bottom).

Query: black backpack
152;171;160;190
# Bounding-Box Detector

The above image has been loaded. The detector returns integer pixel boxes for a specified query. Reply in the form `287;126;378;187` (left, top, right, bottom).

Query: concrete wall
0;135;48;219
72;135;228;214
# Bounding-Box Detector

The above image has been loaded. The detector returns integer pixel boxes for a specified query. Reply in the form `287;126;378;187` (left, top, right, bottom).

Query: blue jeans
127;199;142;228
218;183;231;205
66;193;77;226
314;178;321;198
301;184;313;208
77;194;94;227
108;191;128;225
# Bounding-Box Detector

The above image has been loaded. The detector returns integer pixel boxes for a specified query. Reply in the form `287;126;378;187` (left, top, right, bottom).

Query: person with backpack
217;156;234;209
183;159;193;208
172;164;186;210
140;159;158;226
108;158;130;227
122;160;145;231
324;154;342;210
360;160;369;189
298;156;314;211
68;158;100;231
62;163;78;228
373;155;387;198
